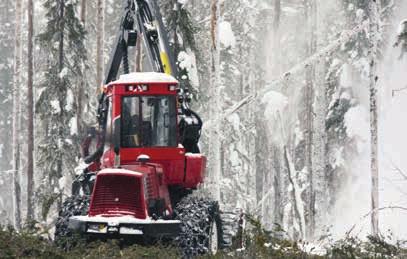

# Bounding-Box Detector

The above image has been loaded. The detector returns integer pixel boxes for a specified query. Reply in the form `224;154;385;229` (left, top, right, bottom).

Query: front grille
89;174;146;218
146;173;158;200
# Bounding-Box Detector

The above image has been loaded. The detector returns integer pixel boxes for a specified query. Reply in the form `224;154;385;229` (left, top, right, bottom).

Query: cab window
121;95;177;147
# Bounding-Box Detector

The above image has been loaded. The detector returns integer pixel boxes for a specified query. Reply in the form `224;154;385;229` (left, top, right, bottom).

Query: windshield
121;95;177;147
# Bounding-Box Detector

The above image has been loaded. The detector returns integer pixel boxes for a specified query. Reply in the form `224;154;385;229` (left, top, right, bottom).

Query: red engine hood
88;167;150;218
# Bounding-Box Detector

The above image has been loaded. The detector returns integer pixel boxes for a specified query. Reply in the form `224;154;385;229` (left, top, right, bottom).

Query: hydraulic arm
104;0;177;84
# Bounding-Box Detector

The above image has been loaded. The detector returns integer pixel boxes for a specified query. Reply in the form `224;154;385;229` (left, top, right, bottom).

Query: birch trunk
208;0;221;201
12;0;23;230
26;0;34;221
96;0;105;88
368;0;381;237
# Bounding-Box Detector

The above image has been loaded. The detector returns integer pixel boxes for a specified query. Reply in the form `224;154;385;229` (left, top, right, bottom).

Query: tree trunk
80;0;87;26
96;0;105;87
26;0;34;221
59;0;65;72
135;34;142;72
271;0;281;76
368;0;381;237
12;0;23;230
56;0;65;209
304;0;317;239
208;0;221;201
77;0;87;137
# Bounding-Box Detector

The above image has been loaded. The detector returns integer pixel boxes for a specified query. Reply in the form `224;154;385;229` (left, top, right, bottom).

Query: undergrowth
1;217;406;259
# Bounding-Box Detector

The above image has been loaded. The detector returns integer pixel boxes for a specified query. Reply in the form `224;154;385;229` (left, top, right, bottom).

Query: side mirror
112;116;121;166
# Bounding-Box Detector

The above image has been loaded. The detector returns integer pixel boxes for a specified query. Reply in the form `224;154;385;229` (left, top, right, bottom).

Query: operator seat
141;121;152;146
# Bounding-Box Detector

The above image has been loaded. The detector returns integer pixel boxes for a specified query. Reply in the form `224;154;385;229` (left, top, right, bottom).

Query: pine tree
36;0;88;220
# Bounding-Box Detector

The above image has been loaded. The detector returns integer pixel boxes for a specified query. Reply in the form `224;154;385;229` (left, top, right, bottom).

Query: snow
356;9;365;20
294;122;304;146
50;100;60;114
111;72;178;84
375;13;407;240
298;242;327;256
226;113;240;132
69;117;77;136
344;105;369;152
261;90;288;120
230;149;241;168
397;19;407;35
71;215;181;224
106;6;114;15
178;50;199;88
282;7;300;15
58;176;66;190
58;67;68;79
74;160;88;175
99;168;143;176
185;153;202;159
136;154;150;161
65;89;73;111
219;21;236;48
330;147;345;169
340;91;351;100
339;63;353;88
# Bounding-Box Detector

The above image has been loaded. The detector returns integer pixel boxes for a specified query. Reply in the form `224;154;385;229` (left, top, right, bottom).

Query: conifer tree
36;0;88;219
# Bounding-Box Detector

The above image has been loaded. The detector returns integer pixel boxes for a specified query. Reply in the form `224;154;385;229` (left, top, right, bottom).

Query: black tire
174;196;224;258
54;195;89;250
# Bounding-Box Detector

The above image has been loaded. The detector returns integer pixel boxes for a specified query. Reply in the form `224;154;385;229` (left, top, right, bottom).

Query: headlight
87;223;107;233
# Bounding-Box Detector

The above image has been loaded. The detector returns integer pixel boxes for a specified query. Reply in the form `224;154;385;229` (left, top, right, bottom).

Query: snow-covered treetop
111;72;179;84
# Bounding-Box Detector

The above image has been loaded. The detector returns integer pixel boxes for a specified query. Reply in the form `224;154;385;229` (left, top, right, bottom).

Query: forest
0;0;407;258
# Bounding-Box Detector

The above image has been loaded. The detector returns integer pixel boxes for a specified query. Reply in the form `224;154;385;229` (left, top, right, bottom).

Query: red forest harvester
54;0;229;256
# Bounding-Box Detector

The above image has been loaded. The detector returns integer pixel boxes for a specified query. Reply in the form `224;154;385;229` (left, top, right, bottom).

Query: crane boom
104;0;177;85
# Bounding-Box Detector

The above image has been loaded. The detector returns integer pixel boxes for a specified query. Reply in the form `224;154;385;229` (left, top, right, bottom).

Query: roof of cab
110;72;178;85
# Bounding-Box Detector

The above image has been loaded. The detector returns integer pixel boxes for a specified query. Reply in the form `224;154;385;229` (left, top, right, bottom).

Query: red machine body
66;0;208;240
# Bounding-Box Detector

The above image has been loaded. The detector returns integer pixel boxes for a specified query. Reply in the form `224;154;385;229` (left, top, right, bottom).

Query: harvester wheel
54;195;89;250
174;196;224;257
